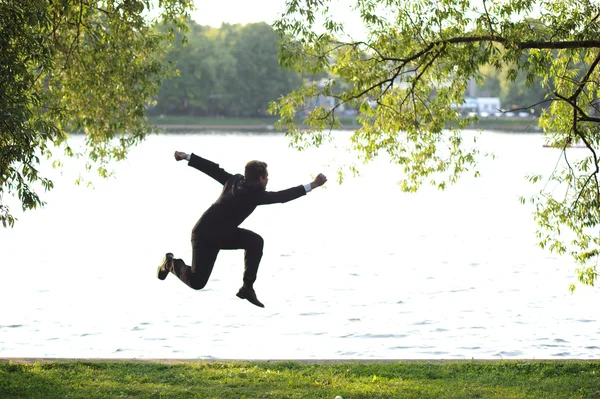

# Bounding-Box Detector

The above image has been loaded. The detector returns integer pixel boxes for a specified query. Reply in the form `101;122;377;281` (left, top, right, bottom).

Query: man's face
259;169;269;188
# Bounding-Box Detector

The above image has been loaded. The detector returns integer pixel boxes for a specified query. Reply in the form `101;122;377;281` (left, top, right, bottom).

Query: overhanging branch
338;36;600;64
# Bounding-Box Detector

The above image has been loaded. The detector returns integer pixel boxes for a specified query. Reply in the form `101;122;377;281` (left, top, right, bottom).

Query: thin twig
505;98;554;113
482;0;496;36
63;0;85;70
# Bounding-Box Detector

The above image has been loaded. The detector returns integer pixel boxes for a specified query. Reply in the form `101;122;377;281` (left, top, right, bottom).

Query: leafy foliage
151;22;302;117
0;0;192;226
271;0;600;288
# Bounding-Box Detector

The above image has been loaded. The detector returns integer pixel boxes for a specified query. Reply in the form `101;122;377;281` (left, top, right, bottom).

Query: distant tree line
150;22;302;117
150;21;554;118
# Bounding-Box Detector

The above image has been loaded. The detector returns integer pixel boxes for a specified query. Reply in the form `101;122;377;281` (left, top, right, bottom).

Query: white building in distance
476;97;501;114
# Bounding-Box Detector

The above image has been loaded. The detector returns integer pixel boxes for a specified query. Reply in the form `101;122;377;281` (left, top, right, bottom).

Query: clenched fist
174;151;189;161
311;173;327;189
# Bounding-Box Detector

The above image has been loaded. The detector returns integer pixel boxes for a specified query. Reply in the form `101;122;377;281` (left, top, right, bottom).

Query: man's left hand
311;173;327;189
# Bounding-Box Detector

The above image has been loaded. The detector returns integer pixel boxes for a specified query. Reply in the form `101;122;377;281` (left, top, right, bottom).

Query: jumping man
157;151;328;307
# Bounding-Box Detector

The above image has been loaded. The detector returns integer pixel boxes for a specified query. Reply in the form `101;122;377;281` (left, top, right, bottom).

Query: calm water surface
1;130;599;359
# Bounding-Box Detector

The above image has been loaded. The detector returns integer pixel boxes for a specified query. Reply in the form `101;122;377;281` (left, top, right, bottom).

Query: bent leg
171;238;219;290
221;228;264;286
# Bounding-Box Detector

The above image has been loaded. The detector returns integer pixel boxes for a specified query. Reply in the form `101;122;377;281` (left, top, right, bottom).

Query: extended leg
222;228;265;307
170;237;219;290
221;228;264;287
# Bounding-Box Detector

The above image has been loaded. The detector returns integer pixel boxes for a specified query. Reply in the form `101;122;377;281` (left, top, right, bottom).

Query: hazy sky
191;0;287;27
190;0;367;39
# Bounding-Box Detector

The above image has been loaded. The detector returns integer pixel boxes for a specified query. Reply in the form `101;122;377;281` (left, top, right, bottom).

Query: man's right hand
174;151;188;161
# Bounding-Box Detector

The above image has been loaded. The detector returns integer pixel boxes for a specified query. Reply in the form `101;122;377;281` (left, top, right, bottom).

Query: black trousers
171;228;264;290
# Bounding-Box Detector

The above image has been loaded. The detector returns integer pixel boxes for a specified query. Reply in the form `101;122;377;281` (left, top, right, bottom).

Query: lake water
1;130;599;360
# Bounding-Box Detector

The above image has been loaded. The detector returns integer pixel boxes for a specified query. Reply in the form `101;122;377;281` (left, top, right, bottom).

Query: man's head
244;160;268;188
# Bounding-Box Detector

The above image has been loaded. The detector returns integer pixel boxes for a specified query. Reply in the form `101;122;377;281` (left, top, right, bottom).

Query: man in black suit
157;150;328;308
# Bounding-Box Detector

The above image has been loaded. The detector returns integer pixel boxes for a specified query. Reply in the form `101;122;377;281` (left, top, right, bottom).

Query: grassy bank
1;359;599;398
147;115;540;132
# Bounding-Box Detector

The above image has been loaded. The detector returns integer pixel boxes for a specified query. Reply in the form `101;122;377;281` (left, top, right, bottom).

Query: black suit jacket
188;153;306;244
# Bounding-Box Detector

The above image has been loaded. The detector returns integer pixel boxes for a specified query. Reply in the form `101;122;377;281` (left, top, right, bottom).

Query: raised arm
258;173;327;205
174;151;232;185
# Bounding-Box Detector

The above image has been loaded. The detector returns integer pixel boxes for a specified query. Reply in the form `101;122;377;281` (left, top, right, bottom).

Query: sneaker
157;253;174;280
236;286;265;308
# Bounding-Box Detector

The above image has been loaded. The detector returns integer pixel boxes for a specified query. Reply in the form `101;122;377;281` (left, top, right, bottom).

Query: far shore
153;122;542;132
155;124;278;130
148;115;542;132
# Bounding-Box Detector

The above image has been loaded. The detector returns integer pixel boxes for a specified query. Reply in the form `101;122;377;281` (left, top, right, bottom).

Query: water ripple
495;351;523;357
390;345;434;350
80;333;100;337
342;333;408;339
413;320;435;326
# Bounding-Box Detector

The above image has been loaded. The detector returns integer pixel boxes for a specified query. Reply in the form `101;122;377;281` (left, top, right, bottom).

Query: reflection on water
1;130;599;359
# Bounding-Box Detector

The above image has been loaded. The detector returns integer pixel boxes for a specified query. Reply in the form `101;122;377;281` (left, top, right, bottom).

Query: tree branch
341;36;600;65
506;99;555;113
482;0;496;37
63;0;85;70
570;51;600;102
450;37;600;50
554;91;596;123
345;40;390;62
578;115;600;123
567;106;600;211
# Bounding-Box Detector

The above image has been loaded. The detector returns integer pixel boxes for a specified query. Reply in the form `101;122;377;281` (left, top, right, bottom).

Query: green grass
1;360;599;398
